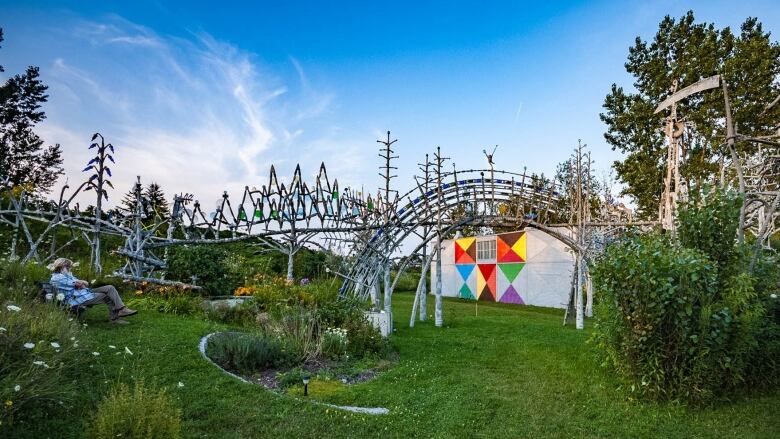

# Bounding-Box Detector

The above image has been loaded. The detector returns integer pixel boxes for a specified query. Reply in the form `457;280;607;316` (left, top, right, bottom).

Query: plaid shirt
50;272;96;307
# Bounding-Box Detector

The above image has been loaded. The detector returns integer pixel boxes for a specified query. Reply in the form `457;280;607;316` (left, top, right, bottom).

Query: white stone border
198;332;389;415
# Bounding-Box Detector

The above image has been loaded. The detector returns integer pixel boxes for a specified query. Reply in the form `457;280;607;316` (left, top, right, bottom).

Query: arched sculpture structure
339;169;575;300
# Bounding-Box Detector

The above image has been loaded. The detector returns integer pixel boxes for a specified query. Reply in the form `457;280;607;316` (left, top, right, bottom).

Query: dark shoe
110;318;131;325
117;307;137;318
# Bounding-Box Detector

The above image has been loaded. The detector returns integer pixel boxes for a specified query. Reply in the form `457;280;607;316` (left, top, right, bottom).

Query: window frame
476;239;496;262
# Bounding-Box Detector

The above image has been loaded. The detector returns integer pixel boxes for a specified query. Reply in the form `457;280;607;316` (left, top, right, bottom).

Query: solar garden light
303;375;310;396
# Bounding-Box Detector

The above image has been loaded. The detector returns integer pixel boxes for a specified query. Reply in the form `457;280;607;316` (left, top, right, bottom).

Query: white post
383;261;393;333
419;245;427;321
435;238;443;327
372;274;381;308
575;254;584;329
410;275;423;328
410;250;436;328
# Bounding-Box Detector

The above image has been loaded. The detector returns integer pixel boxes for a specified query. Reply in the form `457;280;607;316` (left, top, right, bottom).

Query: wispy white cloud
37;15;366;207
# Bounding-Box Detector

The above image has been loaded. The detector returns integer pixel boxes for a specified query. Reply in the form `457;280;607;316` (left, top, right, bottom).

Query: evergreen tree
0;28;63;193
120;185;137;215
601;12;780;217
144;182;169;218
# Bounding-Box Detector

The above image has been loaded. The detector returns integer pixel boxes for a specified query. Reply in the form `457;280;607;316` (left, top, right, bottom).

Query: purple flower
300;278;311;286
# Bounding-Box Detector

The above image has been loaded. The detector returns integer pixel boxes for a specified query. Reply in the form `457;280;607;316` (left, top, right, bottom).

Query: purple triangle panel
499;285;525;305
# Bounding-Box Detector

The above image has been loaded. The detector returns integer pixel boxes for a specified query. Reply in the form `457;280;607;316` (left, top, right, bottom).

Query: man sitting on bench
49;258;137;325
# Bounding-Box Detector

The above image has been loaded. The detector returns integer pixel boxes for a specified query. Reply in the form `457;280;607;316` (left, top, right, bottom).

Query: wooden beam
654;75;721;114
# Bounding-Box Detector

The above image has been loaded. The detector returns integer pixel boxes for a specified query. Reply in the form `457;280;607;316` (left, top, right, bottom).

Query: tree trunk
286;251;294;281
722;81;746;244
585;265;593;318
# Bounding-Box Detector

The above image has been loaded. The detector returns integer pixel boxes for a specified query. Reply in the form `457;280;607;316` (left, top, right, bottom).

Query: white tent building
430;229;575;309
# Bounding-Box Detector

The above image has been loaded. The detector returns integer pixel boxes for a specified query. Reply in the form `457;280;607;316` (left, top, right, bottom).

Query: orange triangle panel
497;238;511;261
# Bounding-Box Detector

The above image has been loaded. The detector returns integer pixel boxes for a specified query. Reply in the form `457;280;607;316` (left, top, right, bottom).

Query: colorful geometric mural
497;263;525;304
456;264;476;300
477;264;496;301
452;232;527;305
497;231;526;263
454;237;476;264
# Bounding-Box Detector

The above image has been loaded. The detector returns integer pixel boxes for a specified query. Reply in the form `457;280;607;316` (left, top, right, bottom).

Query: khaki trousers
81;285;126;320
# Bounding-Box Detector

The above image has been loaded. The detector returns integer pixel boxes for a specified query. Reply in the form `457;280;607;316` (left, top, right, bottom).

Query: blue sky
1;1;779;207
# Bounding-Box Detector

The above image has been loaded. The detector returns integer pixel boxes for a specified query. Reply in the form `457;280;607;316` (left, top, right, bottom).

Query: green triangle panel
459;284;475;300
499;263;524;283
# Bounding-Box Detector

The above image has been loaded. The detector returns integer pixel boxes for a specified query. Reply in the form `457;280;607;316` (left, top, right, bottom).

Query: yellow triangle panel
511;233;526;262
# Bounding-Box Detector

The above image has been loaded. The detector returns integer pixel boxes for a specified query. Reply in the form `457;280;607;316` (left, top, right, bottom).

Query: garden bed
201;331;396;392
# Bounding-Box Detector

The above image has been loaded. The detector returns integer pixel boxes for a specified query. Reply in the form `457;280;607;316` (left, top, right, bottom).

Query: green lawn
16;292;780;438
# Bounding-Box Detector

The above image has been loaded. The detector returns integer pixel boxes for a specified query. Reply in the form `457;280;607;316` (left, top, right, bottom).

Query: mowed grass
16;292;780;438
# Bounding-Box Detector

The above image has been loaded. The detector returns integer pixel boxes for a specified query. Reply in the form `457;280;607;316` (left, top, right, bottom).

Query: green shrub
206;332;293;373
592;234;723;401
90;381;181;439
315;294;366;328
165;245;244;296
676;187;743;281
0;262;87;427
591;188;777;403
342;313;389;360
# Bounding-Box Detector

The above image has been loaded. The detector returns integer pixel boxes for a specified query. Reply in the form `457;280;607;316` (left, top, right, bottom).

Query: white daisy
56;293;65;301
108;345;116;349
14;385;20;392
50;342;61;349
23;342;35;349
6;305;21;312
177;382;184;388
32;361;50;368
92;352;100;356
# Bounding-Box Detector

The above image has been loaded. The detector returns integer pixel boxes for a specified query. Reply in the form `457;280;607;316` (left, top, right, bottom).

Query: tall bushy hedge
591;188;779;403
165;245;245;295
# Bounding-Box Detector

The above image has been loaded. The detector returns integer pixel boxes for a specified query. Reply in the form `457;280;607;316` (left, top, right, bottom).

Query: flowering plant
320;326;348;360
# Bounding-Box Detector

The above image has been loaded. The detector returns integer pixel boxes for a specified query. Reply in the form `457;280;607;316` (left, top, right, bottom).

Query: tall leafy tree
0;28;63;193
601;12;780;217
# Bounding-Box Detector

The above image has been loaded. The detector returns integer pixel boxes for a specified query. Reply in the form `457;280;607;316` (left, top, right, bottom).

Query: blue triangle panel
456;264;475;281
